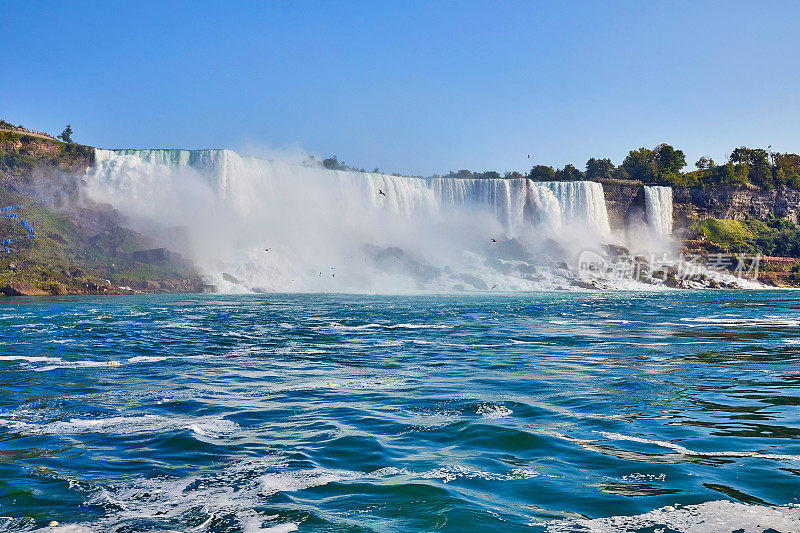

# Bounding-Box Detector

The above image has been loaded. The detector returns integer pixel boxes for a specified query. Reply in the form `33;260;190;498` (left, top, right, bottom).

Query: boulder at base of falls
1;282;49;296
222;273;244;285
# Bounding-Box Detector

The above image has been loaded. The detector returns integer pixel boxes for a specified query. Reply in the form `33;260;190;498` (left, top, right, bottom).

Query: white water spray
87;149;620;292
644;186;673;236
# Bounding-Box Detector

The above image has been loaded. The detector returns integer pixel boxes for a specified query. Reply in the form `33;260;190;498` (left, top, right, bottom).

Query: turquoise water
0;292;799;532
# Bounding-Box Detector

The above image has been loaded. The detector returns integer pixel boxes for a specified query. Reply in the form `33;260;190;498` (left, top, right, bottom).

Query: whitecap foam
600;432;800;461
325;322;452;331
420;465;539;483
126;356;168;363
545;500;800;533
680;316;800;327
0;355;62;363
476;403;513;419
0;415;239;438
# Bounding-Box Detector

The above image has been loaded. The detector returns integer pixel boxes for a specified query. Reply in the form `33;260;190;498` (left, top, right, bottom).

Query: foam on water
600;432;800;461
0;414;239;438
545;500;800;532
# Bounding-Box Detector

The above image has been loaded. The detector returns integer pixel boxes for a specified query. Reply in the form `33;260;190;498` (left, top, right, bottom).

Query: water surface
0;291;798;531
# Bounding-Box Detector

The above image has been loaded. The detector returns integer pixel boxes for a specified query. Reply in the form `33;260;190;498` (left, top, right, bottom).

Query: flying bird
264;248;271;252
528;154;531;158
491;284;497;290
378;189;386;196
491;238;497;243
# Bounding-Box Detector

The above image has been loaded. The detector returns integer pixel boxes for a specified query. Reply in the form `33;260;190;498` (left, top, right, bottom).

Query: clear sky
3;1;799;176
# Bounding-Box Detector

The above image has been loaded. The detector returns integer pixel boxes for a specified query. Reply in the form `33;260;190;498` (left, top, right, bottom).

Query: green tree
58;124;74;143
474;171;501;179
585;158;614;180
322;155;346;170
528;165;557;181
695;156;715;170
556;164;584;181
774;153;800;189
622;147;657;183
654;144;686;177
730;147;771;188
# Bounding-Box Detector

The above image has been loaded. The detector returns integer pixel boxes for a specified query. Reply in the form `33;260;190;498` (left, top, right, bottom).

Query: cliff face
598;177;800;231
598;179;645;229
672;186;800;227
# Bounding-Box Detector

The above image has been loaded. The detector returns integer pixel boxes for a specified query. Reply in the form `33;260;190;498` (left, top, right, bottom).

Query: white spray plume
84;148;686;293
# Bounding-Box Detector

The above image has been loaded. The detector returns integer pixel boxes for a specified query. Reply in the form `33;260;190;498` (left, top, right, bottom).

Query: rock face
598;179;646;229
131;247;188;268
672;186;800;227
599;179;800;231
1;282;49;296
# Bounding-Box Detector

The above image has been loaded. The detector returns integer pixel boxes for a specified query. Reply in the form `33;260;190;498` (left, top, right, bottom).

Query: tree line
435;144;800;190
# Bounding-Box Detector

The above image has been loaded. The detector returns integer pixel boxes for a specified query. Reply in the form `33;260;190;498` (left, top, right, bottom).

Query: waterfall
92;149;611;236
644;186;673;236
543;181;611;237
87;149;614;291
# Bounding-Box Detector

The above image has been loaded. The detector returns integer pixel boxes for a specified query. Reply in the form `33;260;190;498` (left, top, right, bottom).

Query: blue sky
3;1;799;175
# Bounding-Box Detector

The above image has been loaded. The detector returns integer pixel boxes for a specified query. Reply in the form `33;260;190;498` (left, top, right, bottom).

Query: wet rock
222;272;243;285
364;244;440;284
49;282;68;295
487;238;528;261
2;282;49;296
603;244;630;258
570;279;598;290
457;273;488;291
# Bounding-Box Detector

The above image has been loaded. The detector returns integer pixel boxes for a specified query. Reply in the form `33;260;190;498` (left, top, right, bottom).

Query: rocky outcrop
1;282;49;296
672;186;800;228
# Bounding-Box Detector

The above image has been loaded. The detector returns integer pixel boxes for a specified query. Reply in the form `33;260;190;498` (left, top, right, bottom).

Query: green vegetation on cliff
0;130;93;174
0;193;199;293
694;218;800;257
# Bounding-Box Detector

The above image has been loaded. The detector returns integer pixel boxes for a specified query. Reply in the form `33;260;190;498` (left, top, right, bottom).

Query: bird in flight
491;284;497;290
264;248;271;252
491;238;497;243
378;189;386;196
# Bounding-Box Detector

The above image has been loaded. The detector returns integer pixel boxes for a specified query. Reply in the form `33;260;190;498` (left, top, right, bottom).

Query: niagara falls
2;2;800;533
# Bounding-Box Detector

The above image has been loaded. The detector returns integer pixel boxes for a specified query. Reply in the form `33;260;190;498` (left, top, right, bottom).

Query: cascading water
87;149;618;292
644;186;673;236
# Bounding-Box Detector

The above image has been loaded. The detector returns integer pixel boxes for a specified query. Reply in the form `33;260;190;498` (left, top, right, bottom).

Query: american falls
86;148;639;292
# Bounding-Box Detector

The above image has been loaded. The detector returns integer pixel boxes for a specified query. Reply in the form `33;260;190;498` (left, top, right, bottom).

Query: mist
84;148;676;293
